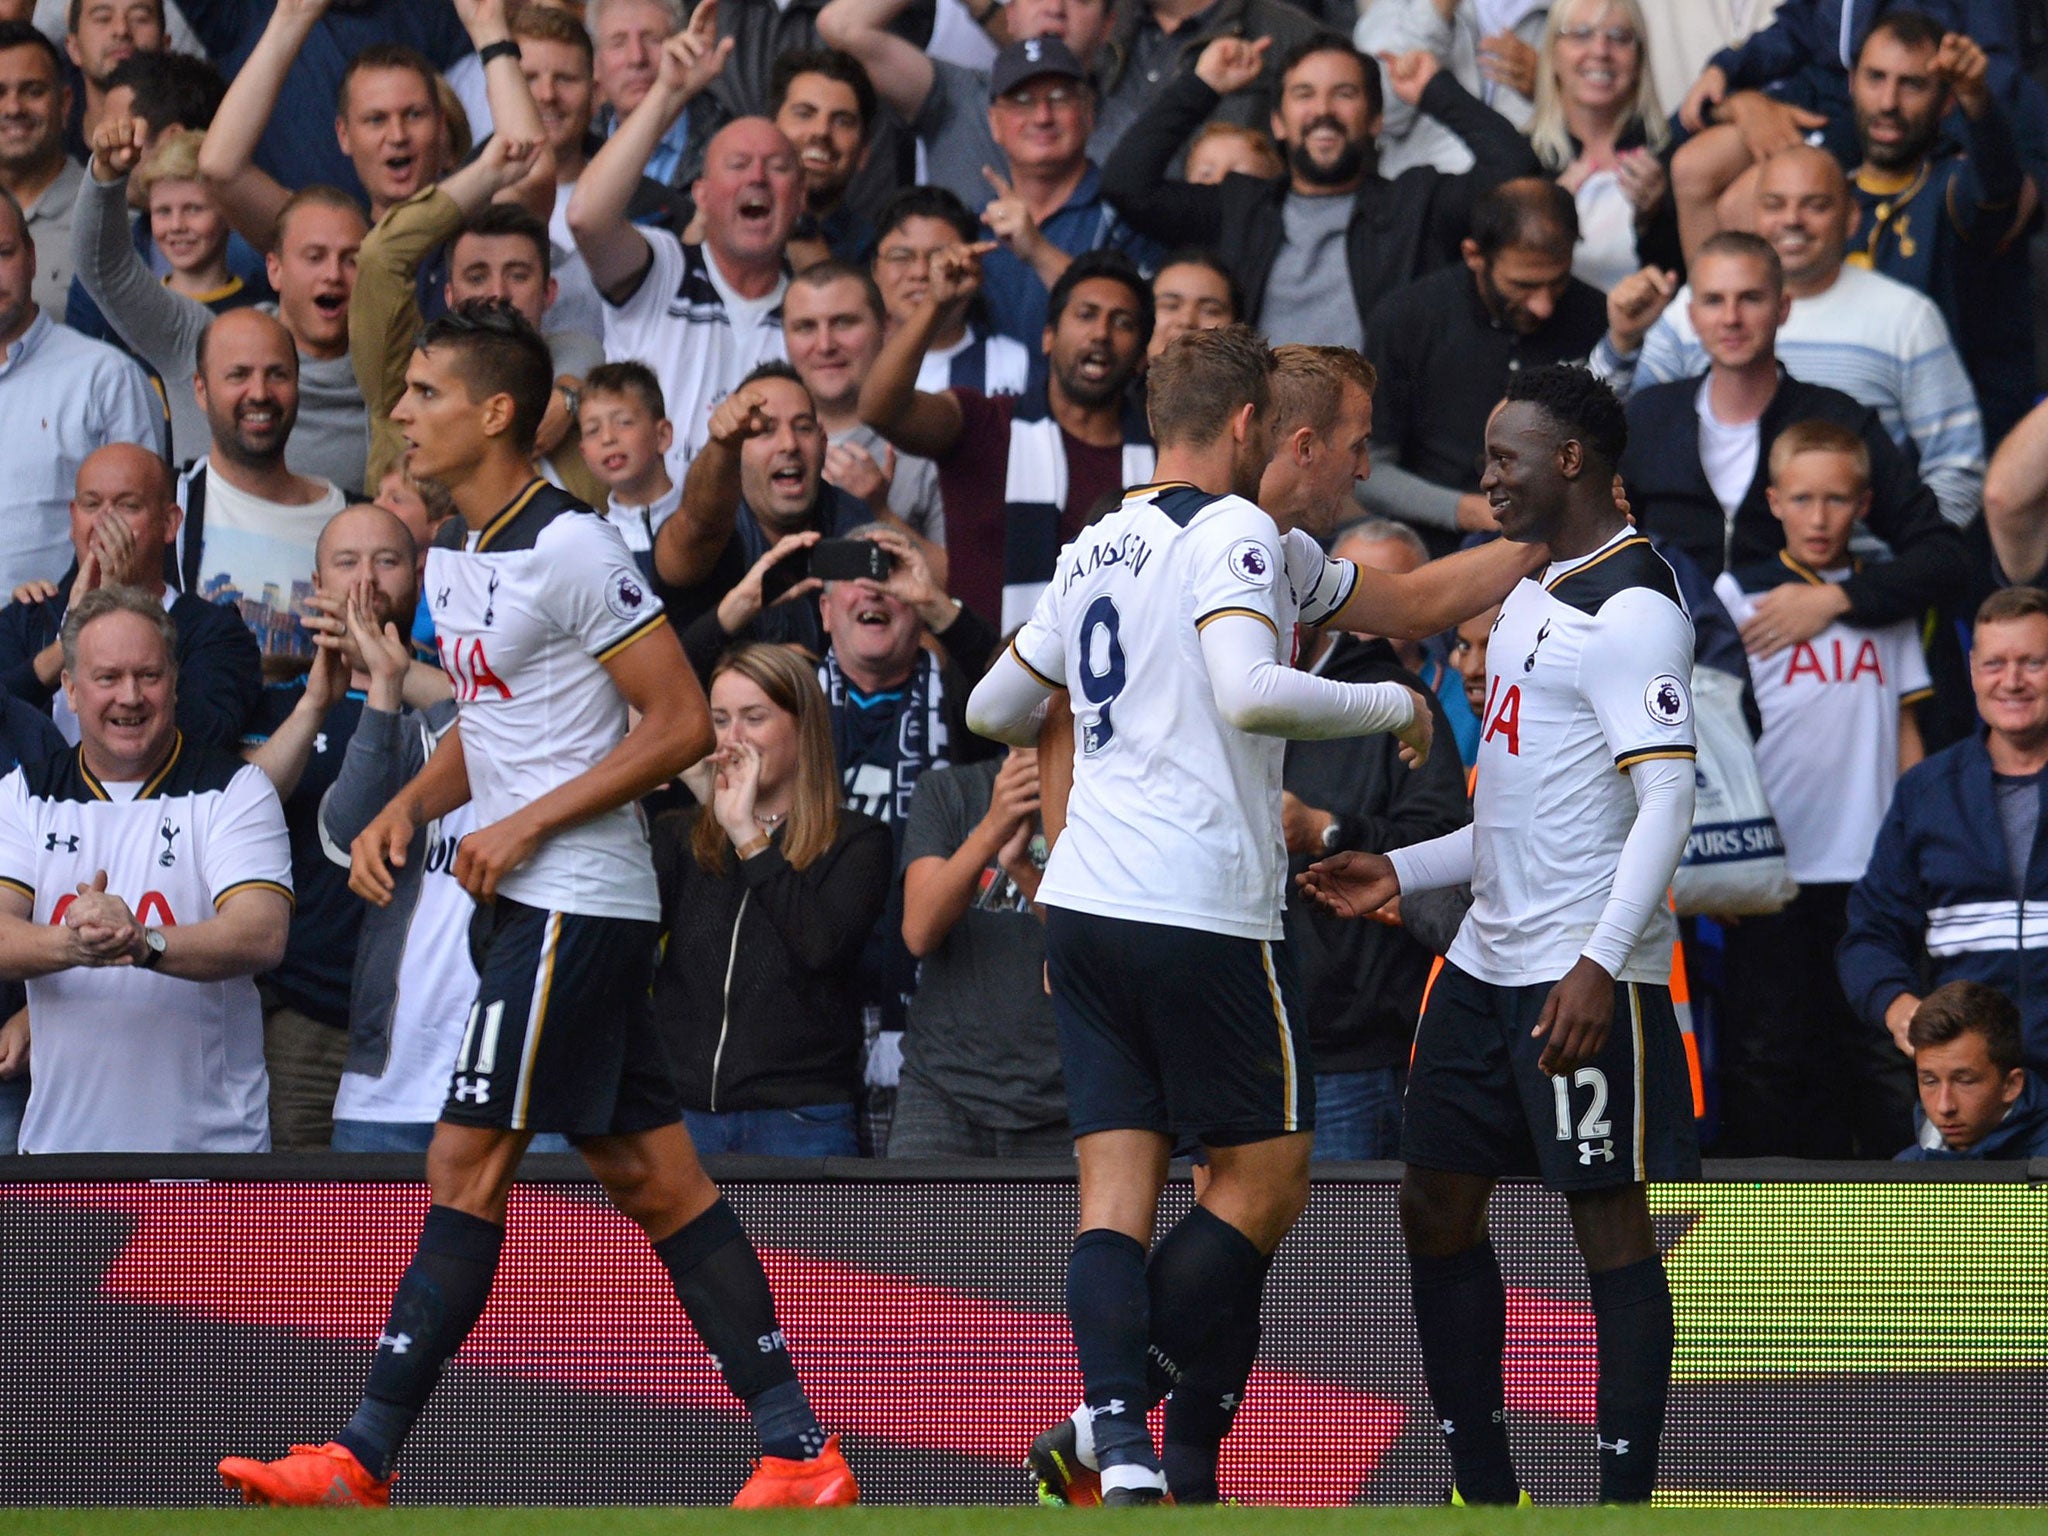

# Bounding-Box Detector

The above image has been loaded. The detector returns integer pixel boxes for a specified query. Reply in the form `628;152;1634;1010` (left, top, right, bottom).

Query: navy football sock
1141;1205;1267;1407
1067;1228;1157;1474
654;1198;824;1462
1160;1250;1270;1504
1408;1238;1519;1505
337;1204;503;1479
1588;1255;1674;1504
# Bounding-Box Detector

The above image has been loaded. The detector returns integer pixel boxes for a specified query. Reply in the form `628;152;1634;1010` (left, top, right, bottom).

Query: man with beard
860;244;1155;629
172;307;348;667
1360;178;1607;551
654;359;864;656
240;503;417;1150
771;48;876;267
0;21;86;316
1102;32;1539;349
1844;16;2030;443
60;0;167;164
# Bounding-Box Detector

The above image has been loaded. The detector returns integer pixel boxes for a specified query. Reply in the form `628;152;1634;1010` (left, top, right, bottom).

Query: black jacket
1101;69;1541;337
650;806;893;1113
1620;368;1973;626
1283;637;1470;1072
0;574;261;750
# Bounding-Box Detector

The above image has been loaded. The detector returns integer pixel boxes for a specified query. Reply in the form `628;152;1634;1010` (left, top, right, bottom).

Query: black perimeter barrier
2;1156;2043;1507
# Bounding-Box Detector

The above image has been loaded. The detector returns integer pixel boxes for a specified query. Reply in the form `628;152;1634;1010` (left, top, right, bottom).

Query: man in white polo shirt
0;583;292;1153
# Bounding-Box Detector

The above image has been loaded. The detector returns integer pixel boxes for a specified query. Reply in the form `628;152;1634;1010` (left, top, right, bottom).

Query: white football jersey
0;737;291;1152
1457;530;1696;986
1012;482;1355;941
1715;558;1931;883
425;481;669;921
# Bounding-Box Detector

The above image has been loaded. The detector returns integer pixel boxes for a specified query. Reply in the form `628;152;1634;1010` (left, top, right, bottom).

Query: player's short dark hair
788;257;885;324
272;183;366;257
1275;32;1381;120
1148;323;1273;449
1470;177;1579;262
1695;228;1783;292
1909;981;2025;1075
1270;344;1375;440
107;51;226;135
1976;586;2048;629
1047;248;1154;349
456;202;553;283
875;184;978;247
1155;246;1244;324
582;360;667;420
70;0;166;36
770;47;877;140
0;20;63;80
337;42;442;119
1501;363;1628;472
1767;418;1870;490
1860;8;1946;60
512;4;595;70
415;300;556;454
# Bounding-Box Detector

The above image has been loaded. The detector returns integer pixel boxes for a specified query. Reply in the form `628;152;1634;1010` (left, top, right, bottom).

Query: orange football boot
731;1433;859;1508
218;1442;393;1507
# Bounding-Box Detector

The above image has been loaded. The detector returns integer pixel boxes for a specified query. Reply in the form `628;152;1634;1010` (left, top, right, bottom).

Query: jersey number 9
1077;595;1127;755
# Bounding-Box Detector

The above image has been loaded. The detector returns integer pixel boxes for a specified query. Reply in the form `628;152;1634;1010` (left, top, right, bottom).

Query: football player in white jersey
1302;364;1700;1505
969;325;1540;1504
220;303;856;1510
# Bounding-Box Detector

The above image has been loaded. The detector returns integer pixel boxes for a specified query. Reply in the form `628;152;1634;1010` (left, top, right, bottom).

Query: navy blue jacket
1896;1072;2048;1160
1841;733;2048;1072
0;575;261;750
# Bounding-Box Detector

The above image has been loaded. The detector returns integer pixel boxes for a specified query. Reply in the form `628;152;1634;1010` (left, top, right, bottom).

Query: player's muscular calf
1399;1166;1495;1259
425;1123;537;1223
1565;1182;1656;1272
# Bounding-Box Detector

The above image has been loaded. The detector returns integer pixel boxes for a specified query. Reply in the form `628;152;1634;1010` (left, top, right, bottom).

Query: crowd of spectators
0;0;2045;1165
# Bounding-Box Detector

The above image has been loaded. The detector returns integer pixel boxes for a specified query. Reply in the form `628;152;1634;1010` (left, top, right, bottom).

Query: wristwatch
1319;817;1343;856
136;927;167;970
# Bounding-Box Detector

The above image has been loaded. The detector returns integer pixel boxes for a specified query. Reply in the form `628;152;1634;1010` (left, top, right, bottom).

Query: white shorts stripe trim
511;913;562;1130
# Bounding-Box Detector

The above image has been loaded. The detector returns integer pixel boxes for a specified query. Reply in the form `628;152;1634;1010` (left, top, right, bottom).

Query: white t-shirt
1447;530;1697;986
601;230;789;484
1013;483;1354;941
1714;560;1931;882
425;480;668;920
0;739;291;1152
605;478;683;567
176;460;347;663
1570;168;1639;294
1695;374;1762;563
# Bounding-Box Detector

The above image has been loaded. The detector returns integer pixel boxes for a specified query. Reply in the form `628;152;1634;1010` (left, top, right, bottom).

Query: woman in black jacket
651;644;892;1156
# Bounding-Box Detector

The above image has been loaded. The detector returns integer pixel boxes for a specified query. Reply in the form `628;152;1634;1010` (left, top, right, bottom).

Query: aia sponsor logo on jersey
1481;675;1522;755
1782;638;1886;686
438;635;513;702
50;889;177;926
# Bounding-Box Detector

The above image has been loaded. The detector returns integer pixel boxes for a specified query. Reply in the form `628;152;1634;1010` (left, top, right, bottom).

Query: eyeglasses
1557;25;1638;46
997;84;1083;111
877;246;938;269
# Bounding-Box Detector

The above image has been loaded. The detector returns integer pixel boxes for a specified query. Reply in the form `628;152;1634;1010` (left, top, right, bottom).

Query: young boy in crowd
578;361;677;581
1711;419;1932;1157
1899;980;2048;1160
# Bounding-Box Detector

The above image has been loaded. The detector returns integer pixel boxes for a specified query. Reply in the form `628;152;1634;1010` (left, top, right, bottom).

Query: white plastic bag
1671;665;1799;917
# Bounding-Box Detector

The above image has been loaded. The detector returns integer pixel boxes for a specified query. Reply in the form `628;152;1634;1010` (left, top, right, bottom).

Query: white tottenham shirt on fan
425;480;669;922
1714;557;1931;883
1010;482;1358;941
0;736;291;1152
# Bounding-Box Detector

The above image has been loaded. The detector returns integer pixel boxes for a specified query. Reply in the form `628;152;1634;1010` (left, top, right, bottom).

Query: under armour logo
44;832;78;852
1440;1419;1456;1436
376;1331;412;1354
1524;619;1551;672
158;819;180;868
452;1078;490;1104
1598;1436;1631;1456
1578;1138;1616;1165
1088;1400;1127;1421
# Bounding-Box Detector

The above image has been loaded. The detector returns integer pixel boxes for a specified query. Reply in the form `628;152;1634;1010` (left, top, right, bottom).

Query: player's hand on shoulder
1296;849;1399;921
1532;954;1616;1076
1394;685;1432;768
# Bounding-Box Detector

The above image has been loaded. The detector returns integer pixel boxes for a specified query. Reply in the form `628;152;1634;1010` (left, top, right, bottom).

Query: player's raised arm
1319;533;1544;640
